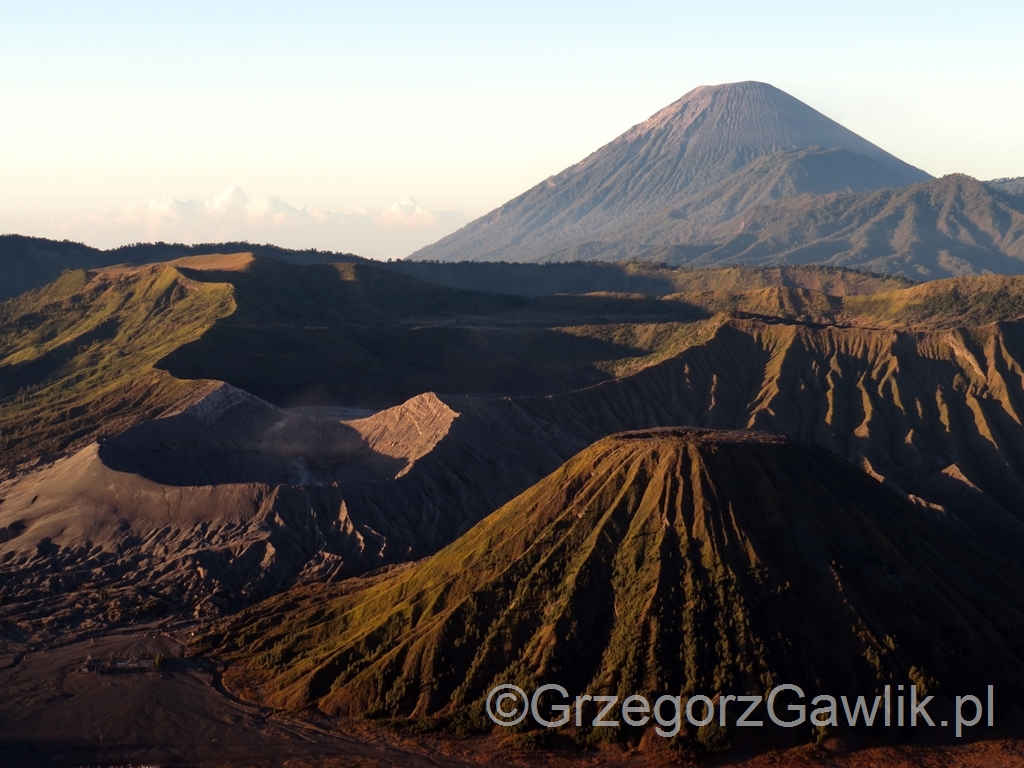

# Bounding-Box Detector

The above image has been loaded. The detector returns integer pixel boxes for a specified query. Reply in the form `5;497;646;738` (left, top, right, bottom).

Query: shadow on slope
540;175;1024;280
512;316;1024;551
0;254;710;469
155;258;707;407
98;385;405;486
211;428;1024;753
0;234;363;302
0;384;582;642
693;175;1024;278
0;261;235;471
387;260;913;298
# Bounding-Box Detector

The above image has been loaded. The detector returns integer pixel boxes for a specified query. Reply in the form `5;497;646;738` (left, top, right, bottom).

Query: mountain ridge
568;173;1024;278
10;256;1024;648
210;428;1024;744
0;234;364;302
409;81;931;264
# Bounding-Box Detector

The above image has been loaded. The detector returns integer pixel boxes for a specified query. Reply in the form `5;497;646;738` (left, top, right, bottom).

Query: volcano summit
210;428;1024;748
410;82;1024;279
411;81;931;264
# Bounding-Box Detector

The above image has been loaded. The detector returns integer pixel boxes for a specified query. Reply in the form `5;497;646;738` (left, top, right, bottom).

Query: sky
1;0;1022;259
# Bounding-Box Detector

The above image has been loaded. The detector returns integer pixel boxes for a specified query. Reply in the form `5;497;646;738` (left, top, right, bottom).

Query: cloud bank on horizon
0;191;467;259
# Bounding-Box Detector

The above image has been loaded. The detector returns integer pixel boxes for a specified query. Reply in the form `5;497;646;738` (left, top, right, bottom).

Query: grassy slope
0;234;362;303
563;274;1024;384
0;261;235;470
155;258;713;407
662;274;1024;330
211;430;1024;738
6;256;1024;471
2;234;913;304
0;255;709;466
518;312;1024;534
158;265;1024;408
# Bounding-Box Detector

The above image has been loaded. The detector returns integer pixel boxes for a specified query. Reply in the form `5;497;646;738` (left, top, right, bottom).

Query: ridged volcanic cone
214;428;1024;731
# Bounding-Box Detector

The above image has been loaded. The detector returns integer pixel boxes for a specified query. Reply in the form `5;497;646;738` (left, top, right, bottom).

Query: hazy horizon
2;0;1022;258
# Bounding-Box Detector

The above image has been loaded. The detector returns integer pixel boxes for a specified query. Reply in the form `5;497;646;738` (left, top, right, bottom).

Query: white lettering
955;695;982;738
531;684;571;728
767;684;806;727
654;695;682;738
592;695;619;727
622;694;650;727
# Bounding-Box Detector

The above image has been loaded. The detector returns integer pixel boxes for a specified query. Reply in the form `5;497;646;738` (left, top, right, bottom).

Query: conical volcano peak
213;428;1024;727
619;80;922;175
410;81;931;263
632;80;796;135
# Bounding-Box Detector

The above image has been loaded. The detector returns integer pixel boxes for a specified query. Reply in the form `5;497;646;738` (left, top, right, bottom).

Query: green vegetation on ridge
0;261;234;469
209;430;1024;746
0;233;359;302
7;254;1024;472
156;258;707;407
0;254;711;468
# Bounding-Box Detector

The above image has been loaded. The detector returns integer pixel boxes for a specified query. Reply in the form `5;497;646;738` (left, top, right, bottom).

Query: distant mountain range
6;84;1024;759
989;176;1024;196
409;82;1024;279
0;232;912;302
562;173;1024;278
2;84;1021;294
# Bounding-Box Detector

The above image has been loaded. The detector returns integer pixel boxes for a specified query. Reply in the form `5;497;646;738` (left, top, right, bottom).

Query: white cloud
208;186;249;218
376;197;438;229
0;188;467;259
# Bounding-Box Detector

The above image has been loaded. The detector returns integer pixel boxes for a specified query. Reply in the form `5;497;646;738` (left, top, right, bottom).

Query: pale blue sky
1;0;1022;257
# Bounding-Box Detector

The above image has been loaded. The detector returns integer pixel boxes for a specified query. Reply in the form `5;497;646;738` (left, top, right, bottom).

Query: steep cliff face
511;315;1024;546
213;429;1024;736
